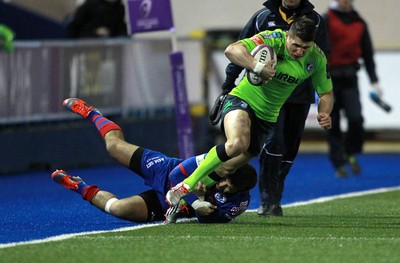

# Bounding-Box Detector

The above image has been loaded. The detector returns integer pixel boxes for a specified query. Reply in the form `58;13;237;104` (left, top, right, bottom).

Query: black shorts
138;189;196;222
138;189;165;222
221;94;274;156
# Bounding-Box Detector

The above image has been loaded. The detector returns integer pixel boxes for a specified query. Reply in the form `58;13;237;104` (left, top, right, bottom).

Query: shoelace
72;103;93;118
60;175;79;190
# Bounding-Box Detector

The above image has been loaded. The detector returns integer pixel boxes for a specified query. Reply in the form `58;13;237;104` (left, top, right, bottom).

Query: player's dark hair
230;163;257;192
288;15;316;42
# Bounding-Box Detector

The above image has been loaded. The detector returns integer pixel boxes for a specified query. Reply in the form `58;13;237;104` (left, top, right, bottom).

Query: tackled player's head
215;163;257;194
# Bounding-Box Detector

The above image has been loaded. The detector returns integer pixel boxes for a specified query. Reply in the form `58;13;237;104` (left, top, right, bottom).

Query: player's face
215;178;238;194
286;33;313;60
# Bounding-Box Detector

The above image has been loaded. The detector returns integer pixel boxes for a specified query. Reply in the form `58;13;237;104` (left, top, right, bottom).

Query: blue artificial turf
1;153;399;244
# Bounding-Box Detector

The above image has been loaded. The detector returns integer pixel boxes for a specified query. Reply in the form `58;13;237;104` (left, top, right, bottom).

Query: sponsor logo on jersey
268;21;276;27
250;35;264;45
215;193;227;203
260;32;282;39
272;32;282;38
275;72;301;84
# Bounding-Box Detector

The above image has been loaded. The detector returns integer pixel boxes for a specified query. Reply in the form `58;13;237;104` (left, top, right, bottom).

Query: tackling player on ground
52;98;257;224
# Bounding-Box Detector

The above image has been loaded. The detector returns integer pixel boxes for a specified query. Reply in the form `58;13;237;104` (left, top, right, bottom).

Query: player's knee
104;197;118;214
261;139;283;157
225;138;249;157
264;142;282;154
105;137;121;158
106;199;124;217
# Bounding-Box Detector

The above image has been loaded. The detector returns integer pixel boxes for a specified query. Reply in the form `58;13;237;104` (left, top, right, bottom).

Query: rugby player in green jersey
166;16;333;206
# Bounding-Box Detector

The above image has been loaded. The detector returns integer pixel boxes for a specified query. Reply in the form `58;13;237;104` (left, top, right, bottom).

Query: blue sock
76;181;89;195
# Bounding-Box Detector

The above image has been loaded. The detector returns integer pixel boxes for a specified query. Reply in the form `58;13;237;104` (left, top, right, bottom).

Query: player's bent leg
63;98;122;138
103;131;139;167
166;114;252;206
92;194;149;222
166;110;252;206
223;110;251;157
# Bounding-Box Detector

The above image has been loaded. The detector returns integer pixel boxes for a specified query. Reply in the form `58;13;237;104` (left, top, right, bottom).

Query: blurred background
0;0;399;174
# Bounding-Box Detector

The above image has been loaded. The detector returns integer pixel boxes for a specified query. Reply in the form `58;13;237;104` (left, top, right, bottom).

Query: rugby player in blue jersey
52;98;257;224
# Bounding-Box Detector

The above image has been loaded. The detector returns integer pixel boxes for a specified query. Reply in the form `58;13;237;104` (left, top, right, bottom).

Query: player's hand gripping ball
247;44;277;86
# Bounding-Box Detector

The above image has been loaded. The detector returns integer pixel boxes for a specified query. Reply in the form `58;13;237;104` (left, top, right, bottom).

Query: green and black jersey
230;29;332;123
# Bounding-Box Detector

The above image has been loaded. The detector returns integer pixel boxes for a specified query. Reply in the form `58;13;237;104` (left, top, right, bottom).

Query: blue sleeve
168;154;206;206
197;190;251;223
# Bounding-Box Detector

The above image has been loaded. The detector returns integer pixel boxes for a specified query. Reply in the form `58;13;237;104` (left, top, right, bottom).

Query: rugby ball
247;44;277;86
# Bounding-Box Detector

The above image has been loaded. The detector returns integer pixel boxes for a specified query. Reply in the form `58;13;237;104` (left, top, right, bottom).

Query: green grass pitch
1;190;399;263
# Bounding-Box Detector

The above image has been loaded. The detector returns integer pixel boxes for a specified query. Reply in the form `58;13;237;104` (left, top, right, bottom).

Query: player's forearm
317;90;333;115
225;41;257;71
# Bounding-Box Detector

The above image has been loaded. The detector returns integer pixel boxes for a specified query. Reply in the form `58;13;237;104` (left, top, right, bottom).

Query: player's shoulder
258;28;285;40
307;44;328;67
244;29;284;49
304;45;327;68
245;7;274;32
252;6;270;16
312;43;325;56
253;6;273;21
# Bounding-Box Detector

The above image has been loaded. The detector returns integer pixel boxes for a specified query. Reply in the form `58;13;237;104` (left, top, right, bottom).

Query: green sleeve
311;46;333;94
